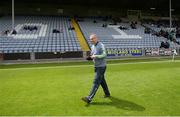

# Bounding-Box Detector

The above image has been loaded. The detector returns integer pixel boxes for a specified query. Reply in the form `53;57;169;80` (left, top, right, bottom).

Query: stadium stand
142;21;180;48
77;17;166;49
0;15;179;60
0;16;82;53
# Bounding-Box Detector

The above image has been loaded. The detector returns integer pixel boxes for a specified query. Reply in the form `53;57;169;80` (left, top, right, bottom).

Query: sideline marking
0;60;180;71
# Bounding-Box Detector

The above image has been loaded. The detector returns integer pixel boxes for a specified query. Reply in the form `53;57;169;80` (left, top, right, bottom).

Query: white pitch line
0;60;180;71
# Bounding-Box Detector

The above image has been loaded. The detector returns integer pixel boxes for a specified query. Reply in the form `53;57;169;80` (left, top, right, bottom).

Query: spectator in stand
130;21;136;29
160;41;165;48
160;41;170;49
12;29;17;35
4;30;10;35
102;23;107;28
168;30;176;41
144;27;151;34
168;30;180;45
176;27;180;38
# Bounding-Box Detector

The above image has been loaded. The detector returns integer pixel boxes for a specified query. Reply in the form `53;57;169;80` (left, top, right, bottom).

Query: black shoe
81;97;91;104
104;95;110;98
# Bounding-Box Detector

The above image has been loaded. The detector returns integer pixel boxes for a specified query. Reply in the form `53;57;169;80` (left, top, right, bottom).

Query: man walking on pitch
82;34;110;104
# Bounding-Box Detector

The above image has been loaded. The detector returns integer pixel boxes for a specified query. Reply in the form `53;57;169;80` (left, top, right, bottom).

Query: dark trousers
87;66;110;101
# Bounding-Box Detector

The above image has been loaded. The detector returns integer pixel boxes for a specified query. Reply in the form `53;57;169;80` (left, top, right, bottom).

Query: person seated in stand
23;25;38;31
144;27;151;34
12;29;17;35
4;30;10;35
102;23;107;28
176;27;180;38
33;26;38;30
118;26;128;30
164;41;170;48
93;20;97;23
53;29;60;33
160;41;170;49
130;21;137;29
68;26;75;30
160;41;165;48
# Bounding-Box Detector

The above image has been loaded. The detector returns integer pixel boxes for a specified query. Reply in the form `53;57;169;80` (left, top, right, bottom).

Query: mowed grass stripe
0;59;180;71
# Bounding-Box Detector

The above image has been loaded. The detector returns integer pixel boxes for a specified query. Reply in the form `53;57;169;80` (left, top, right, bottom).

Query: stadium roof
1;0;180;11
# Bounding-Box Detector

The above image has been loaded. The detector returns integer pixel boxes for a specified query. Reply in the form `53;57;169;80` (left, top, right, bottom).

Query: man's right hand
86;56;93;61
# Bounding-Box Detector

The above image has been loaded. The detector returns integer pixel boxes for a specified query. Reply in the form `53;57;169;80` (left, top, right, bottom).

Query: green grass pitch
0;60;180;116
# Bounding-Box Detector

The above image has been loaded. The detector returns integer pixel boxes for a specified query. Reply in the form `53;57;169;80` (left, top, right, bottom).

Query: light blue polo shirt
91;42;107;67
